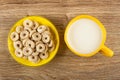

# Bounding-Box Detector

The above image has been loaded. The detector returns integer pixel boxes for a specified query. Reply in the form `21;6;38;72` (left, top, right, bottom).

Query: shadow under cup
64;15;114;57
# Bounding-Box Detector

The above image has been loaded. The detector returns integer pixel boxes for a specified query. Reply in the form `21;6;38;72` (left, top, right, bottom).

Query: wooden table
0;0;120;80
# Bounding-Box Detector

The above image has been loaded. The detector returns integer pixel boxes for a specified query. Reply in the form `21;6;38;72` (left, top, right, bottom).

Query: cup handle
101;45;114;57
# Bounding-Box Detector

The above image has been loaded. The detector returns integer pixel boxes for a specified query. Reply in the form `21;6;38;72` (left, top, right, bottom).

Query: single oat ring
10;19;55;63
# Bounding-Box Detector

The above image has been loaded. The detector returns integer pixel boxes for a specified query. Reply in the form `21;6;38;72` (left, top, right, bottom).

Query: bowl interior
8;16;59;66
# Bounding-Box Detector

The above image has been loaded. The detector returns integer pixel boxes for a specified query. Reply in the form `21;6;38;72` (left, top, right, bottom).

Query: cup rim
64;15;106;57
8;16;60;66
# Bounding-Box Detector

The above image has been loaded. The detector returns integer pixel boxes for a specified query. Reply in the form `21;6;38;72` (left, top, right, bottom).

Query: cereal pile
10;19;55;63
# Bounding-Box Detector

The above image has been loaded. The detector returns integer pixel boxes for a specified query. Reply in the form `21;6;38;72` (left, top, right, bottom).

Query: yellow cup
8;16;59;66
64;15;114;57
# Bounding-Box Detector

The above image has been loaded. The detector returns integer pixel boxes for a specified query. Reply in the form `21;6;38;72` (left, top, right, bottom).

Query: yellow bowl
8;16;60;66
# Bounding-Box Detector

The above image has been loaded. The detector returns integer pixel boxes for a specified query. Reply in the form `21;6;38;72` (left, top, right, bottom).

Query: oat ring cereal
32;32;41;41
14;41;23;49
28;55;39;63
23;47;33;56
10;32;19;41
47;40;54;47
36;43;45;52
32;51;39;56
16;26;24;33
15;49;23;58
37;25;47;33
30;30;36;37
39;52;49;59
32;21;39;30
23;19;33;28
20;30;29;39
25;40;35;49
10;19;55;63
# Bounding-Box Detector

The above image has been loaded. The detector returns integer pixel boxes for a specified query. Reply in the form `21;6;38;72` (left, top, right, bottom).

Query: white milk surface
67;18;102;54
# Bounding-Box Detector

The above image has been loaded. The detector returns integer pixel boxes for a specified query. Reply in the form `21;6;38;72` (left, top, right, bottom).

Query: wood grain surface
0;0;120;80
